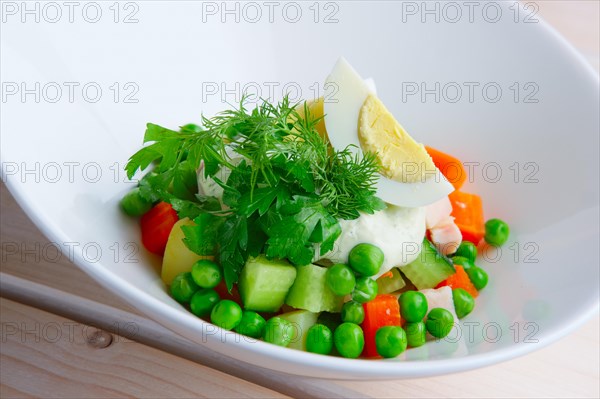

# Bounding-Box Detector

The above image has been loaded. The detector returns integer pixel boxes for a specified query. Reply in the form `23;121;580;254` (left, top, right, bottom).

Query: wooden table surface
1;2;599;398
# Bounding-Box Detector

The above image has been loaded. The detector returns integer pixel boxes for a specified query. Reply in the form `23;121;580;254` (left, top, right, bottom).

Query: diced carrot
436;265;479;298
425;146;467;190
380;271;394;279
140;202;179;255
448;191;485;245
361;295;403;358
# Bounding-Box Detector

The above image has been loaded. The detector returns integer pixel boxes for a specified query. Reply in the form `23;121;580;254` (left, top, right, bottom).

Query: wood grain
0;298;288;399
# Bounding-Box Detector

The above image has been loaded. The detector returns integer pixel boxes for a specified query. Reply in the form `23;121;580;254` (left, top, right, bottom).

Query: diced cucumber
401;238;455;290
376;268;406;294
278;310;319;350
285;264;344;313
238;255;297;312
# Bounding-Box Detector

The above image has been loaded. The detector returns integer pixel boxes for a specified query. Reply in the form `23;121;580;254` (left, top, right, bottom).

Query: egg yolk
358;95;436;183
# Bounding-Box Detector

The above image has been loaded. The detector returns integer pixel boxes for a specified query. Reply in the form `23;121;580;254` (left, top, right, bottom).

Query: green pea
334;323;364;359
263;317;294;347
120;187;152;217
375;326;407;358
398;291;428;323
191;259;222;289
235;311;266;339
341;301;365;324
453;241;477;262
326;264;356;296
351;277;378;303
404;321;427;347
466;266;488;290
425;308;454;338
190;288;220;317
306;324;333;355
451;256;475;270
210;300;242;330
485;218;510;246
452;288;475;319
348;243;384;276
170;272;199;303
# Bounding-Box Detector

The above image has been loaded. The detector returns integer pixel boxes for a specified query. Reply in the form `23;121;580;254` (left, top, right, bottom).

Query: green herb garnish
125;96;385;290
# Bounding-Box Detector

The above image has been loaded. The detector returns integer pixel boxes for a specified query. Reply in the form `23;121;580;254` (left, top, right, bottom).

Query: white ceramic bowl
1;1;598;379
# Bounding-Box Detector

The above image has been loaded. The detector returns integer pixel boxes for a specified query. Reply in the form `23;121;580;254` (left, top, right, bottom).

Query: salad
120;58;510;359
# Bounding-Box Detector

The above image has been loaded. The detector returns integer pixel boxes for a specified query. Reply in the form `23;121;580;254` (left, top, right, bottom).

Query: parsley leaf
265;196;341;266
219;215;248;290
181;213;225;256
237;186;289;216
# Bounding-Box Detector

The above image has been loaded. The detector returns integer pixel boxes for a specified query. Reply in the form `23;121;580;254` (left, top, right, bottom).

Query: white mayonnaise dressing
320;205;426;278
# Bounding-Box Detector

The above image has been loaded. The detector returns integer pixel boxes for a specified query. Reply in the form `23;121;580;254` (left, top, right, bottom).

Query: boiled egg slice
323;57;454;207
294;77;377;143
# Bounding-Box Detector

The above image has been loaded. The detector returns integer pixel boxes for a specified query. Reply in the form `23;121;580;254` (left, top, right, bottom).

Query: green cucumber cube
401;238;456;290
239;255;297;312
285;264;343;313
278;310;319;350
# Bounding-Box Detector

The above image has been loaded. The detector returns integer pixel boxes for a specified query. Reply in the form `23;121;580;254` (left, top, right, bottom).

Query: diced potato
161;218;213;285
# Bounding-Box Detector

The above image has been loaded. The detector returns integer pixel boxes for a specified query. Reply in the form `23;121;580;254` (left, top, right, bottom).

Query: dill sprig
125;95;385;289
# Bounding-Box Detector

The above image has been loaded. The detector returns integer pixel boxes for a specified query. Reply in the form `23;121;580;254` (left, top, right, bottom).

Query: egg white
323;57;454;207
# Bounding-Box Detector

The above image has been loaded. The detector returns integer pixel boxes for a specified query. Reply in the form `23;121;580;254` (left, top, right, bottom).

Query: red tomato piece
140;202;179;256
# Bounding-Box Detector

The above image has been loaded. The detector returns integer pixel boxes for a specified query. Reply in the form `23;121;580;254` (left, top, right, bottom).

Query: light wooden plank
0;298;289;399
